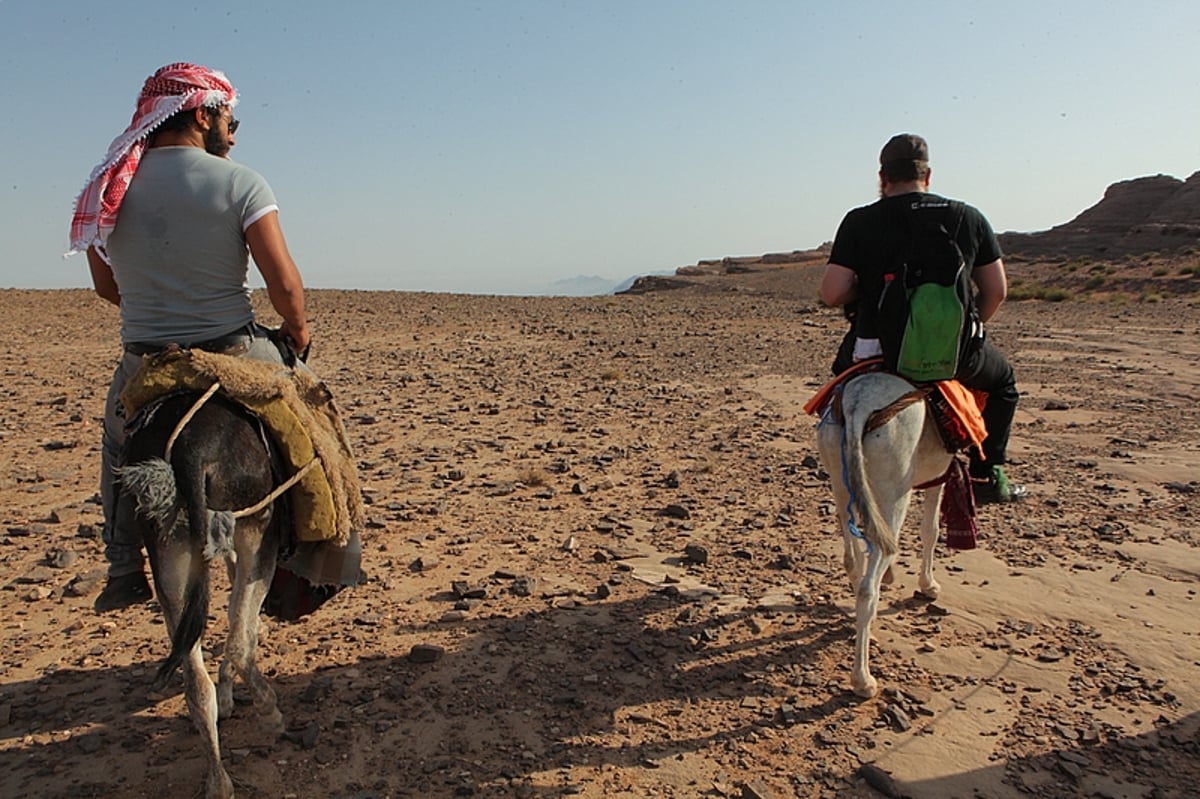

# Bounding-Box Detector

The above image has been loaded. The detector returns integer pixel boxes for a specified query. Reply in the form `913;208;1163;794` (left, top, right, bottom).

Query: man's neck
882;180;927;198
148;129;205;149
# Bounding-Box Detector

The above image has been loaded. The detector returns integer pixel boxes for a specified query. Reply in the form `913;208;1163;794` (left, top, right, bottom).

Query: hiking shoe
94;572;152;612
973;466;1027;505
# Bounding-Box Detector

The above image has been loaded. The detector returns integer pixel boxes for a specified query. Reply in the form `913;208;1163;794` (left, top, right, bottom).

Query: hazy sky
3;1;1198;295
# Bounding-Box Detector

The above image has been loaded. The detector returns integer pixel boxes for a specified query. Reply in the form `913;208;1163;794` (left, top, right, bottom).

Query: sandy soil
1;270;1197;799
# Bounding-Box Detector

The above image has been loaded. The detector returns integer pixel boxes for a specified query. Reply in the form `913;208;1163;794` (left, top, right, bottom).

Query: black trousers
831;328;1018;474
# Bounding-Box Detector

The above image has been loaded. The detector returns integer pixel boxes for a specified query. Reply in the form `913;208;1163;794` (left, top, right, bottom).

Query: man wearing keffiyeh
71;63;315;611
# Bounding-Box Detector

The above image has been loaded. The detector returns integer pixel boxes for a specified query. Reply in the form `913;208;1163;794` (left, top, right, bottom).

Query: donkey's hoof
852;675;879;699
262;707;285;736
206;767;234;799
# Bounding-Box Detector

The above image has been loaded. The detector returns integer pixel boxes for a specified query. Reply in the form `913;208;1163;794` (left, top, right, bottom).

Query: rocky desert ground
1;258;1198;799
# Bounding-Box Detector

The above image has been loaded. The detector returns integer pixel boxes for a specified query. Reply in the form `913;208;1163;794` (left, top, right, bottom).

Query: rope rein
164;382;221;461
162;381;319;518
233;457;319;518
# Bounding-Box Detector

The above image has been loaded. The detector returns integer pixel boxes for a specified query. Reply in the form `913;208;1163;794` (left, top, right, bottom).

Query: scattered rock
408;644;445;664
46;548;79;569
855;764;901;798
661;503;690;520
64;575;103;598
410;555;439;572
739;779;776;799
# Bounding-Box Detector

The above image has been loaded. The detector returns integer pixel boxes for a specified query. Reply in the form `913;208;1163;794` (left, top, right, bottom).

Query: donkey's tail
118;457;213;690
843;410;899;558
154;569;209;690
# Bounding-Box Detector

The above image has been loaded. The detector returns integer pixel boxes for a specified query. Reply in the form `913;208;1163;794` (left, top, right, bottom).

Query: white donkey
817;370;953;698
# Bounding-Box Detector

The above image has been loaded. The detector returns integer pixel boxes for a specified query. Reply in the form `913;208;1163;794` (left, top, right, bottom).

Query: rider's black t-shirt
828;191;1003;338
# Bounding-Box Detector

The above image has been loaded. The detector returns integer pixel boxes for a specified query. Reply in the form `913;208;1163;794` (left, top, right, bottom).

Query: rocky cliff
998;171;1200;258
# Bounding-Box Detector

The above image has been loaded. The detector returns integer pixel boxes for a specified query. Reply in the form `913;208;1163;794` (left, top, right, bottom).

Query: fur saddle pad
805;359;987;453
120;348;364;545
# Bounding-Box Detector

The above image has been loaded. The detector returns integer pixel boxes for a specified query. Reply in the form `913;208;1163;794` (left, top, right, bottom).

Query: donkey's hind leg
217;553;239;719
915;485;944;599
155;540;234;799
852;545;896;699
851;480;910;699
181;644;235;799
225;519;283;735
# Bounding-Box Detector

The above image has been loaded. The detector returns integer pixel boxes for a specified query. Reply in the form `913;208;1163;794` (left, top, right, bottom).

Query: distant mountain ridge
998;171;1200;258
545;272;674;296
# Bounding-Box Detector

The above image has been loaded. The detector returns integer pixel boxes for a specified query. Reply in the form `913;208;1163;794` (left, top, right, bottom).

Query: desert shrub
1007;283;1041;301
1087;263;1106;274
517;468;546;487
1139;291;1165;303
1085;275;1106;290
1008;283;1072;302
1152;267;1169;277
600;369;623;381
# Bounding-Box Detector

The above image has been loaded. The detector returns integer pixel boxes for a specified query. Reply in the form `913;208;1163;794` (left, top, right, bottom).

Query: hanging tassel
941;457;979;550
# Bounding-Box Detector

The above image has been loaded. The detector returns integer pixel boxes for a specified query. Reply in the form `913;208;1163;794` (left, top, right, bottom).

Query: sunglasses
213;108;239;134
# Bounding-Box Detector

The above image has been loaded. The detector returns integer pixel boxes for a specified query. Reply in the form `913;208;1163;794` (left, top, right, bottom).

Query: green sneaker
973;466;1027;505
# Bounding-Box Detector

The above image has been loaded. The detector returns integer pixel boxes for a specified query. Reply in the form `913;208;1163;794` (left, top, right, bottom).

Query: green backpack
877;198;979;382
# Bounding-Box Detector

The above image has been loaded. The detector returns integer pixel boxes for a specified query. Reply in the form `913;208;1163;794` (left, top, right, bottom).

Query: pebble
64;576;102;597
855;764;901;798
408;644;445;663
661;503;690;520
739;779;776;799
46;548;79;569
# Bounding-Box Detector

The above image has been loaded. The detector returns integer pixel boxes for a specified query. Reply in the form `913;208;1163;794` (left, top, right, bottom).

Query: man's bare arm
820;263;858;307
245;211;310;353
87;246;121;306
973;259;1008;323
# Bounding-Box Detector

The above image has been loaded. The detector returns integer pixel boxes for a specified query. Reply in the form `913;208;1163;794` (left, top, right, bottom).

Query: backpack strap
946;199;966;242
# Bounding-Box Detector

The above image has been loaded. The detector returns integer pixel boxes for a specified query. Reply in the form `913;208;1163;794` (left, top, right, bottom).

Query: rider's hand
279;319;311;360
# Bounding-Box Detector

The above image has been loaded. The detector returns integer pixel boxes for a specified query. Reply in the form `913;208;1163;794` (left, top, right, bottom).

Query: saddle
120;347;365;545
804;358;987;454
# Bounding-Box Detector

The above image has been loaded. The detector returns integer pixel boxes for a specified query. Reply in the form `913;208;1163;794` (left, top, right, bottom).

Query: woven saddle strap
863;386;933;436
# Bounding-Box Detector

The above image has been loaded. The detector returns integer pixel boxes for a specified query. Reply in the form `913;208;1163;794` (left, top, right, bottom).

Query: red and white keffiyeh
68;62;238;255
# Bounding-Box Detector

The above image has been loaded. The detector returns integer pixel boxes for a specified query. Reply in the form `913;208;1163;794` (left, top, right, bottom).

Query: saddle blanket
120;347;365;546
804;359;987;453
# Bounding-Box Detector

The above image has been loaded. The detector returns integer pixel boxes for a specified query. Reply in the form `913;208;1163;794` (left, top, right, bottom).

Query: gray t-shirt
105;147;279;345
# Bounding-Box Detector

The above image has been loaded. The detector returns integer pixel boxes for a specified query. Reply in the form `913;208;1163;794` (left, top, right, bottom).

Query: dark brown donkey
117;391;287;799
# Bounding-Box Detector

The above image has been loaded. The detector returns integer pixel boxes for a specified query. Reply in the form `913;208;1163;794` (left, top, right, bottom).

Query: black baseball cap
880;133;929;164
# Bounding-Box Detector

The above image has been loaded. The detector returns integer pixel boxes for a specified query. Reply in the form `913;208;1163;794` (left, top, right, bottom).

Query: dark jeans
956;340;1018;475
832;327;856;376
830;330;1018;475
